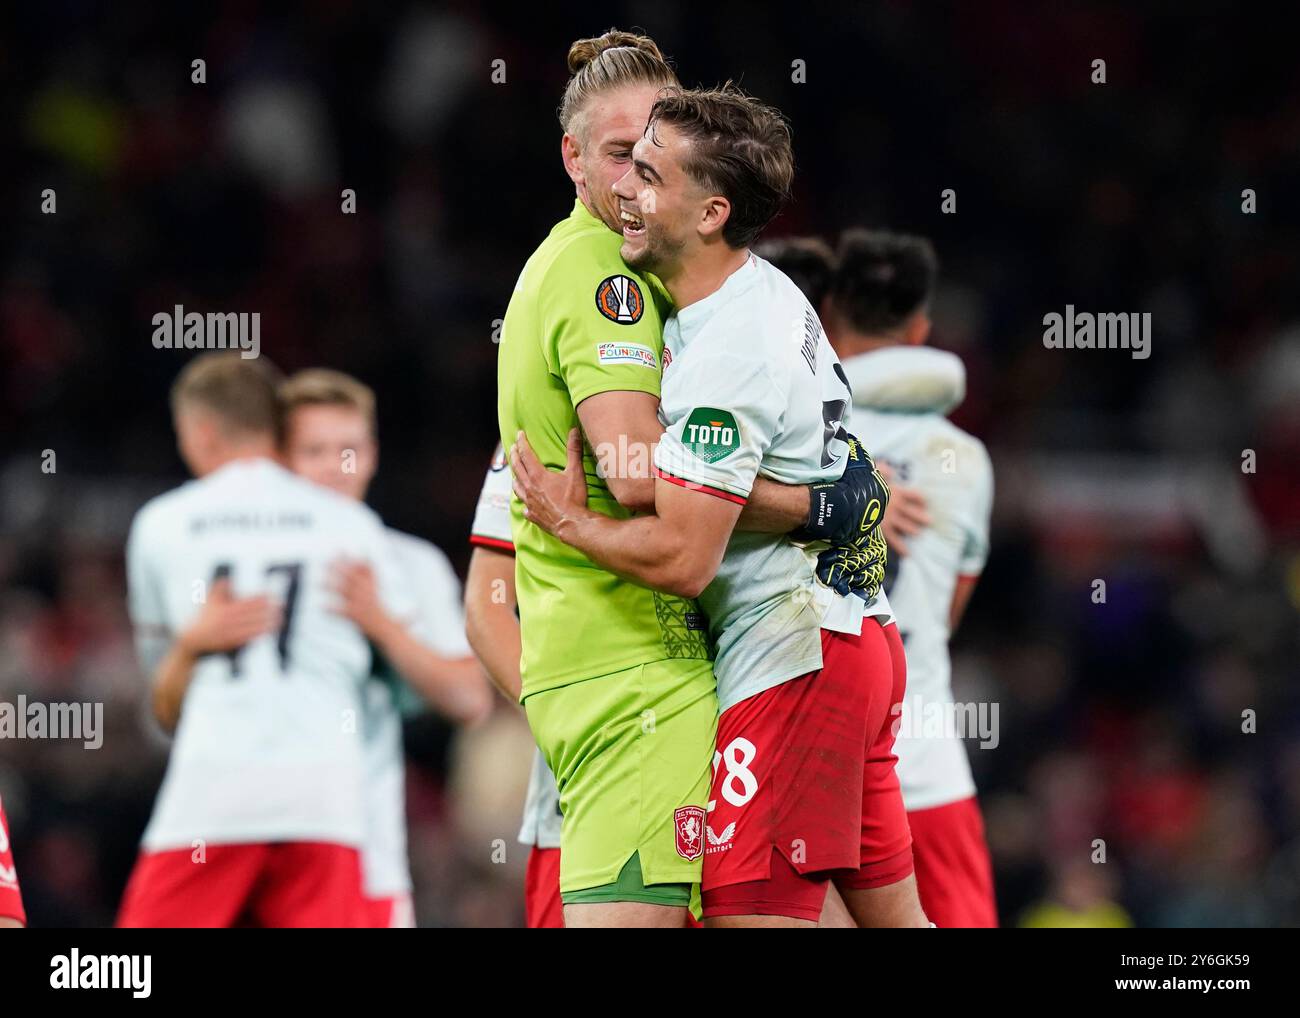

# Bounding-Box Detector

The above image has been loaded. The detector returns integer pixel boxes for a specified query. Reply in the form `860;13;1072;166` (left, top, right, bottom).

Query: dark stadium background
1;2;1297;927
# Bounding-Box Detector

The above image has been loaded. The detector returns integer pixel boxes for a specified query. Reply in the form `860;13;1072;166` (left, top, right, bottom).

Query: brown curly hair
646;83;795;249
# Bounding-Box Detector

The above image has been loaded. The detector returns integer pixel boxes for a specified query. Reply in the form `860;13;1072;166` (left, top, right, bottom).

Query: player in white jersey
510;86;927;927
276;369;490;927
128;365;491;928
823;229;996;926
464;448;564;928
118;354;410;927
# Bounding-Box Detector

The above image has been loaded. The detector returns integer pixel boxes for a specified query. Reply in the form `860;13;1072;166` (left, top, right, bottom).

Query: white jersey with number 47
127;458;411;851
653;253;891;713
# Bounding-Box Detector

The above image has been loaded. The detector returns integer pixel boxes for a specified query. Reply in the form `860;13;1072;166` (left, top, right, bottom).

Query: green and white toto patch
682;408;740;463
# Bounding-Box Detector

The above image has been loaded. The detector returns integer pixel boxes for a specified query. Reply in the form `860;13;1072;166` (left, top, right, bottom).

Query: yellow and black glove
794;434;890;602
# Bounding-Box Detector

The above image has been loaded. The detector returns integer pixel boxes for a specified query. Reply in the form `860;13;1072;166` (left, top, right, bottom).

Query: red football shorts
362;893;416;929
909;796;997;927
836;621;915;891
701;622;913;921
524;846;564;928
116;841;367;928
0;797;25;926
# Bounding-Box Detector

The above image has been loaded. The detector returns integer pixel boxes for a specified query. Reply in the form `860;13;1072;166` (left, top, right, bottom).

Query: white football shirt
845;346;993;809
127;458;411;850
654;253;889;712
469;445;515;553
469;453;562;850
360;527;473;898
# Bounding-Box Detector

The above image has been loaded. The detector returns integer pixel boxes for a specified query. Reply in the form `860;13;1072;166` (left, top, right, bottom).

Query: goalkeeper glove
795;433;890;546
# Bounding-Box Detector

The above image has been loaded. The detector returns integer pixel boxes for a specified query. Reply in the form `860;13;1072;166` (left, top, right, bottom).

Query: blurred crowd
0;3;1296;926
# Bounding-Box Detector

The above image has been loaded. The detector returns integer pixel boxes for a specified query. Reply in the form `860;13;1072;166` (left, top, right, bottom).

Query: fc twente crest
674;805;706;861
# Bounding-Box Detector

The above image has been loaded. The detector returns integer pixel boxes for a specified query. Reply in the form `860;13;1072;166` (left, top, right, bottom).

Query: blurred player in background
117;353;412;927
0;794;25;928
123;366;490;927
752;235;837;312
824;230;996;927
464;448;563;928
512;86;926;928
277;369;491;927
755;234;934;587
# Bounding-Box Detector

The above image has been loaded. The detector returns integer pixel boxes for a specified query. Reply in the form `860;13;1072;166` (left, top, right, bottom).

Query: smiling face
562;84;662;234
612;119;722;277
282;403;376;502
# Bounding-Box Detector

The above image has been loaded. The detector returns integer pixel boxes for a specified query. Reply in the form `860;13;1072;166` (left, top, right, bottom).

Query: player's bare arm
463;547;522;702
734;477;813;531
573;390;662;513
950;573;980;633
329;559;492;725
512;428;738;599
151;577;280;732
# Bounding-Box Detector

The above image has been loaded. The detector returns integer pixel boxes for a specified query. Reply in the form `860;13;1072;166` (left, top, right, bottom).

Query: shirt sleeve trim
655;468;748;506
570;378;662;412
470;535;516;554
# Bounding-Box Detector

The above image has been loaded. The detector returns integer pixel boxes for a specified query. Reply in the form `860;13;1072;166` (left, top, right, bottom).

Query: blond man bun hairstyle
558;28;678;140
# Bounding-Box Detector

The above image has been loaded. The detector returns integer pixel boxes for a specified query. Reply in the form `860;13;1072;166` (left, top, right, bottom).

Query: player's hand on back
178;578;281;656
328;559;392;640
510;427;591;541
875;460;930;557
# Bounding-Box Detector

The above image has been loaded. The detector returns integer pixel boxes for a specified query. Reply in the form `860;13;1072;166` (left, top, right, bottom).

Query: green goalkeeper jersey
498;199;711;699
